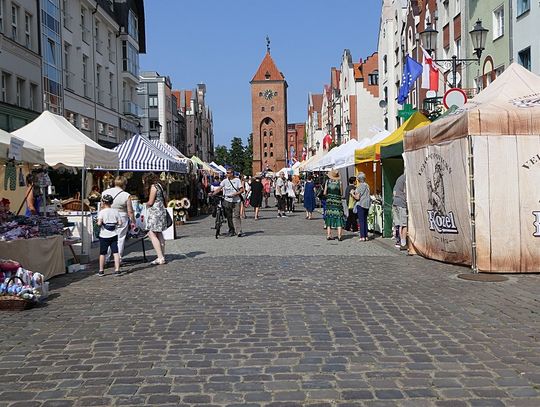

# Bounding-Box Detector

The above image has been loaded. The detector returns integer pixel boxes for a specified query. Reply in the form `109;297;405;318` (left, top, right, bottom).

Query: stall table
0;235;65;280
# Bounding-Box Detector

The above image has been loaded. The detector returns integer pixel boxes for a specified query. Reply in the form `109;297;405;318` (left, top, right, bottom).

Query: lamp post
316;140;320;151
136;121;142;136
419;19;488;88
345;119;351;140
156;122;162;141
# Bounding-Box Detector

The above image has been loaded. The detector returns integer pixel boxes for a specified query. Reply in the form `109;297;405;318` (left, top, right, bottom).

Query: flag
421;47;440;91
397;56;423;105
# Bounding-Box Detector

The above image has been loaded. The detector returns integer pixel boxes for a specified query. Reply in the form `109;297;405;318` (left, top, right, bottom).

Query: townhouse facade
0;0;42;131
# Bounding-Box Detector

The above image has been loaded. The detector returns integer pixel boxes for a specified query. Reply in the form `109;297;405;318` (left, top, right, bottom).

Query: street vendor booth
404;63;540;273
376;113;431;237
13;111;119;261
0;127;68;281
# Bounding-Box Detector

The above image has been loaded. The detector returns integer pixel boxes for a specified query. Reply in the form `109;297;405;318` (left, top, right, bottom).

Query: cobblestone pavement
1;204;539;406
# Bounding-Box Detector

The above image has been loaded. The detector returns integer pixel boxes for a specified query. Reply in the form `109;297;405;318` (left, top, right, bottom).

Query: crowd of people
93;167;408;275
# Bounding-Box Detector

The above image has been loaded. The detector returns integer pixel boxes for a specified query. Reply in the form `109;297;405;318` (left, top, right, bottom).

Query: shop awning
149;139;190;172
114;134;187;173
190;155;215;173
0;128;45;164
355;112;430;163
12;111;118;168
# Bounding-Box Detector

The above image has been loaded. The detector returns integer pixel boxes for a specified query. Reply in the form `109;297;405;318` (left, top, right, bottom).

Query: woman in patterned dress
143;173;168;265
323;169;345;241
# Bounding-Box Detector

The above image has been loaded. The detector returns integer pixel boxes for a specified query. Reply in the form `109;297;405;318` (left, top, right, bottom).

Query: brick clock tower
251;44;288;174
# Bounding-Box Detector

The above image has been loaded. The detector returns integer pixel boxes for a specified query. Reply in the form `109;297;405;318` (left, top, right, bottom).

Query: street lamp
136;121;142;135
156;122;162;141
316;140;320;151
345;119;351;137
419;19;488;88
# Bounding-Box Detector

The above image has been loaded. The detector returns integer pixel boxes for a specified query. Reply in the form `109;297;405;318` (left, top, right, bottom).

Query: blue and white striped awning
114;135;187;173
150;140;191;172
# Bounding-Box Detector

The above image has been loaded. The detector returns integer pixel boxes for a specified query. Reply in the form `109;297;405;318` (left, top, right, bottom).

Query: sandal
150;258;166;265
326;236;334;241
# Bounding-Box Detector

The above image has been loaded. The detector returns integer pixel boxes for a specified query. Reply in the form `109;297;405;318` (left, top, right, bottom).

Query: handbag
166;210;173;228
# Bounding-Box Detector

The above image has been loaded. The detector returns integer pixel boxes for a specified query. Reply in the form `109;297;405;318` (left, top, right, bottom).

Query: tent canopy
149;139;190;172
0;128;45;164
332;138;371;169
191;155;215;173
13;111;118;168
357;112;429;163
114;134;187;173
405;63;540;151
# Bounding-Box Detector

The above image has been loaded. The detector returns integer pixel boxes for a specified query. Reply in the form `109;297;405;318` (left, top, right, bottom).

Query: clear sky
140;0;382;147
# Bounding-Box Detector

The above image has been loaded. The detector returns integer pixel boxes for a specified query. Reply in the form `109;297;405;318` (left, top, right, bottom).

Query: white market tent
209;162;225;174
13;111;118;168
115;134;187;173
13;111;119;257
0;128;45;164
404;63;540;273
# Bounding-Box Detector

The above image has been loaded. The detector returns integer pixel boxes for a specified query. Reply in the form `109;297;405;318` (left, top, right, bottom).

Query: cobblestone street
1;206;539;406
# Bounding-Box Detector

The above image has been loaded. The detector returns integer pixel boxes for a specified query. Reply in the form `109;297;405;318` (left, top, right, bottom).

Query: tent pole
468;135;478;273
80;167;85;257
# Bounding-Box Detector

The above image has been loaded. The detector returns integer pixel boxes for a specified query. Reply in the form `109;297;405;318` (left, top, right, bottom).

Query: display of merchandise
0;261;47;303
0;214;65;241
4;161;16;191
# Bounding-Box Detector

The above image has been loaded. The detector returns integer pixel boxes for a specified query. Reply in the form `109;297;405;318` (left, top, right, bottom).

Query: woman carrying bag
352;172;371;241
143;173;170;265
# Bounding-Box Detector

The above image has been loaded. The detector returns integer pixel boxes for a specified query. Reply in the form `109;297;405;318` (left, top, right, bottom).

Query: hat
101;194;114;205
327;169;340;180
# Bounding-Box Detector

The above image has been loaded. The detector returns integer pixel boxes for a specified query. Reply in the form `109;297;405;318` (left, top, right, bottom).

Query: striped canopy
150;139;191;172
114;135;187;173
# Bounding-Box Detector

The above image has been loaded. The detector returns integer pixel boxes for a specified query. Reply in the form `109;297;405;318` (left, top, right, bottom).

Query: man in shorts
393;173;408;250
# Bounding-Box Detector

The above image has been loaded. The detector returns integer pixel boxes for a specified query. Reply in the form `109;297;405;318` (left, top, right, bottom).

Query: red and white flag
421;47;439;91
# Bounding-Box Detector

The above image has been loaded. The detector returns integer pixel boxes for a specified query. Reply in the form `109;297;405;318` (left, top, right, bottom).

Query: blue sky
140;0;382;147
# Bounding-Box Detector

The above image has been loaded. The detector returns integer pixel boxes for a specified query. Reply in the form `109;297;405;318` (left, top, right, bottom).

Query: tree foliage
214;145;229;166
243;133;253;176
213;136;253;175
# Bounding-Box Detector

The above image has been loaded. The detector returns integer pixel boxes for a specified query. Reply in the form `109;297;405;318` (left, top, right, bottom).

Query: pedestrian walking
210;168;244;237
102;176;136;264
393;173;408;250
250;173;263;220
303;174;316;220
324;169;345;241
240;175;250;219
97;194;122;276
143;172;169;265
352;172;371;241
262;176;271;208
275;172;287;217
343;177;358;232
286;176;296;213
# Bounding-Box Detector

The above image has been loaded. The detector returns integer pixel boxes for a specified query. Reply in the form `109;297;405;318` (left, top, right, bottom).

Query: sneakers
394;242;401;248
97;270;105;277
237;233;244;238
114;270;122;276
400;245;408;251
277;213;282;218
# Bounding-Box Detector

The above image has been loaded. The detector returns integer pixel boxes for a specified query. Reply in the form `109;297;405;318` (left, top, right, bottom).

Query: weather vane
266;36;271;54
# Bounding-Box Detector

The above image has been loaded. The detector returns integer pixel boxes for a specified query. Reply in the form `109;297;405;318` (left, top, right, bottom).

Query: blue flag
397;56;423;105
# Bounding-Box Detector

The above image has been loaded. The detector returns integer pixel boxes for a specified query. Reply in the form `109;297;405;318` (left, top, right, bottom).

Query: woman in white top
286;177;296;213
240;175;251;219
101;176;135;262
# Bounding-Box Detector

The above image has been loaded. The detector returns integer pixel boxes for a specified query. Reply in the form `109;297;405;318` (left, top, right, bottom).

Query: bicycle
213;196;225;239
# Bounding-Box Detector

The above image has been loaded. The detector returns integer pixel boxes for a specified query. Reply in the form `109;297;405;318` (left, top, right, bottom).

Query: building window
263;131;267;137
0;0;4;33
109;73;114;108
128;9;138;40
517;0;530;17
30;83;37;111
271;106;274;111
493;6;504;39
64;42;71;89
261;107;265;112
455;38;461;60
518;47;531;71
269;131;273;137
62;0;70;29
258;92;262;97
270;152;273;157
16;78;24;106
11;4;18;41
368;70;379;86
383;55;387;74
270;142;273;148
95;20;101;53
264;152;267;157
82;54;89;97
108;31;114;62
148;95;158;107
1;72;7;102
24;13;31;48
81;6;88;43
264;143;267;148
122;41;139;77
96;64;102;104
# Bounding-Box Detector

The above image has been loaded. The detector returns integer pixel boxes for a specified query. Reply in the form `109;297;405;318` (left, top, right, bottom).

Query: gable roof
251;52;285;82
312;94;323;112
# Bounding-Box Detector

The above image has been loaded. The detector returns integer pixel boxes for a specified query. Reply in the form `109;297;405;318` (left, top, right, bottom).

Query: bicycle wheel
215;209;222;238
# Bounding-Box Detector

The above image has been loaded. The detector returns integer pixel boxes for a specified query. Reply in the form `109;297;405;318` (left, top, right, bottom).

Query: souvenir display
0;263;47;310
0;214;65;241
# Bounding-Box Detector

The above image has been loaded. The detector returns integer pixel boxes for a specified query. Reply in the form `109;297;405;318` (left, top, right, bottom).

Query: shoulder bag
228;179;244;203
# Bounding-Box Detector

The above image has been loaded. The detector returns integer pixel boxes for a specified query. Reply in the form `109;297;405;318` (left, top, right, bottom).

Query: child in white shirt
97;194;122;276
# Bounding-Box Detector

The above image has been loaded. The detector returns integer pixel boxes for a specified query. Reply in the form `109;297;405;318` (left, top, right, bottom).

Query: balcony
123;100;142;117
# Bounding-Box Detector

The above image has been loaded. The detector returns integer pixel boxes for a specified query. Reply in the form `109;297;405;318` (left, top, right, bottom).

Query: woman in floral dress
323;169;345;241
143;173;168;265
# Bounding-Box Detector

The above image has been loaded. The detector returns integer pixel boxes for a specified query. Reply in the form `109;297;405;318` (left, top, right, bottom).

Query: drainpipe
508;0;514;63
92;3;99;142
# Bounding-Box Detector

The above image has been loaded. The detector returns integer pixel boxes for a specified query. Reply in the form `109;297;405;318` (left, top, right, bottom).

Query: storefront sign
522;153;540;170
9;137;23;161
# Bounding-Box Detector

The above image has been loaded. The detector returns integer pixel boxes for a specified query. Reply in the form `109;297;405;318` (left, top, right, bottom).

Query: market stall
404;63;540;273
13;111;119;259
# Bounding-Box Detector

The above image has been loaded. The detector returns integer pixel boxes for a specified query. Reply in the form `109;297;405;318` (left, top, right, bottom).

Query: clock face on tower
263;89;274;100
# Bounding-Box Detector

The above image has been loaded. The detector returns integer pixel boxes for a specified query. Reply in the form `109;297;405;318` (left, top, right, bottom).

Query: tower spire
266;36;271;54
